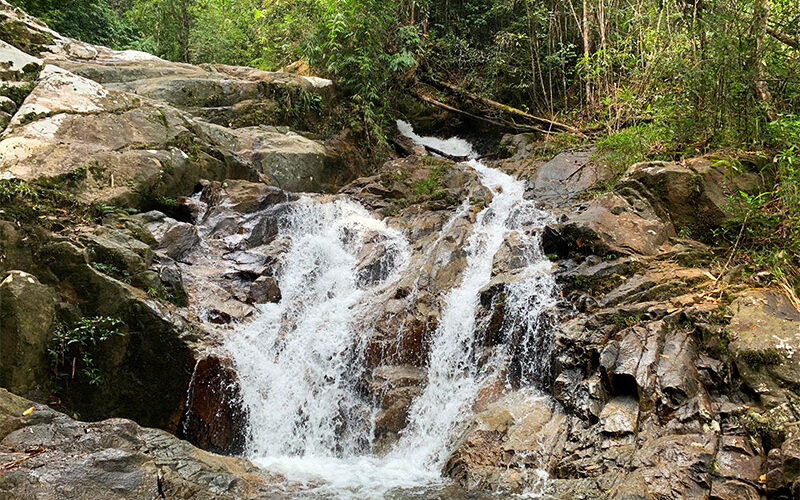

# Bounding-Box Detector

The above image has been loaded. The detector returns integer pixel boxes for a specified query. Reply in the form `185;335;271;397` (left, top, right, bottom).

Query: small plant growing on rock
91;261;130;282
48;316;125;386
66;165;88;182
147;284;187;306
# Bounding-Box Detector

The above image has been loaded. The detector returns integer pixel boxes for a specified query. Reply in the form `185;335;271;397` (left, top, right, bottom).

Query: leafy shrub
48;316;125;386
10;0;136;48
595;122;674;171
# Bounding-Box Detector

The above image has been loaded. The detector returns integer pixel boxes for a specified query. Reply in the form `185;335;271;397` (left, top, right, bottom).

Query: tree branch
767;25;800;49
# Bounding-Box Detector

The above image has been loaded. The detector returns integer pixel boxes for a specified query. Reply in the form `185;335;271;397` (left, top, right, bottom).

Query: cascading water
388;122;557;471
225;122;558;498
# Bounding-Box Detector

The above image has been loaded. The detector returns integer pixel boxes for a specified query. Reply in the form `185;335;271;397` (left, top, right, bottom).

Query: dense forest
10;0;800;290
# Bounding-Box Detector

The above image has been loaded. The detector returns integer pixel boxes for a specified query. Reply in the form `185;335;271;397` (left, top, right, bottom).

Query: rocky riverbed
0;1;799;498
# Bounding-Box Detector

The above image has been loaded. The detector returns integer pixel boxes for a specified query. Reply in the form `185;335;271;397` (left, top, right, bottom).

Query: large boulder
0;64;256;206
531;150;613;201
177;355;247;455
0;388;284;499
34;238;194;430
622;158;761;237
0;270;57;395
195;122;343;193
0;39;41;81
728;290;800;423
548;191;674;257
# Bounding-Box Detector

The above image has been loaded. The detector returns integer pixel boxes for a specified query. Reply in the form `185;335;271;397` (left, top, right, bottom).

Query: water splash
390;122;556;471
225;122;558;497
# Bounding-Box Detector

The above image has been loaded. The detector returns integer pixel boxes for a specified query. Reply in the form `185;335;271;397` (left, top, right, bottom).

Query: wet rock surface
0;388;288;500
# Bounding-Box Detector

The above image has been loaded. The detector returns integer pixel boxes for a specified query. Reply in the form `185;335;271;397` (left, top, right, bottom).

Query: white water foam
225;122;557;498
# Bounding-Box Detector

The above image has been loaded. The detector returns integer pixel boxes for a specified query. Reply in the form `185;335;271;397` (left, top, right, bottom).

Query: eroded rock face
0;388;287;499
437;145;790;498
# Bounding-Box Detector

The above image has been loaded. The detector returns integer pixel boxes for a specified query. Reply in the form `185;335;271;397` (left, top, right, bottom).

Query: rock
248;276;281;304
370;365;424;449
63;41;97;60
784;433;800;484
444;392;566;492
708;479;760;500
714;435;763;484
562;192;673;256
532;150;611;201
0;388;284;499
149;220;200;262
765;447;786;494
728;290;800;416
201;179;295;214
0;65;253;207
599;396;639;436
622;158;761;236
0;39;42;80
0;270;57;395
178;356;247;455
195;122;343;193
0;94;16;113
34;240;194;430
80;226;155;276
629;433;717;498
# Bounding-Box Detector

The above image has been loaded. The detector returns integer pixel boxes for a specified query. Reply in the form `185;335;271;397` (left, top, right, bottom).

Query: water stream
224;122;557;498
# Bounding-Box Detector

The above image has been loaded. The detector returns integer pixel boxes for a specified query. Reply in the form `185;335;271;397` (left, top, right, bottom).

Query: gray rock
0;39;43;80
532;150;611;201
0;388;286;499
0;95;16;114
0;271;57;395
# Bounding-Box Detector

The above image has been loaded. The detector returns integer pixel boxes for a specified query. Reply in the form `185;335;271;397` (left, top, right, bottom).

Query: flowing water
224;122;557;498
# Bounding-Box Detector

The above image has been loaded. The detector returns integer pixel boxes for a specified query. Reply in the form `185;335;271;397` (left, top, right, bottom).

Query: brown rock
248;276;281;304
178;356;247;455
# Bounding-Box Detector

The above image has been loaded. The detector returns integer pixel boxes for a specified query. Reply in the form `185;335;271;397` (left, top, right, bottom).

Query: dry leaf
22;407;34;416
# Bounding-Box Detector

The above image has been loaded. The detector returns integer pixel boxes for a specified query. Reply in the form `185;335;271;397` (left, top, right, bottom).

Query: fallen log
391;134;467;161
424;77;584;136
411;90;552;136
421;143;469;162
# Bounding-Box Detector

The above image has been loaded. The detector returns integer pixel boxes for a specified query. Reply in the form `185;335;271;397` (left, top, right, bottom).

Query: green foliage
147;284;187;306
718;118;800;293
739;348;785;367
10;0;137;48
412;163;450;200
0;178;110;231
67;165;88;182
595;123;674;171
48;316;125;386
307;0;421;144
91;261;130;281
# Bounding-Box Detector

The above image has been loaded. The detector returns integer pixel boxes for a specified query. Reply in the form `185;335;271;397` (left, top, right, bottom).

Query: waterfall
224;122;557;497
226;198;410;458
389;123;556;471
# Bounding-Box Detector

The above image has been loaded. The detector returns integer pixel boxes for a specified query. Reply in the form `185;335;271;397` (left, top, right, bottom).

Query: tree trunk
582;0;592;106
750;0;777;121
